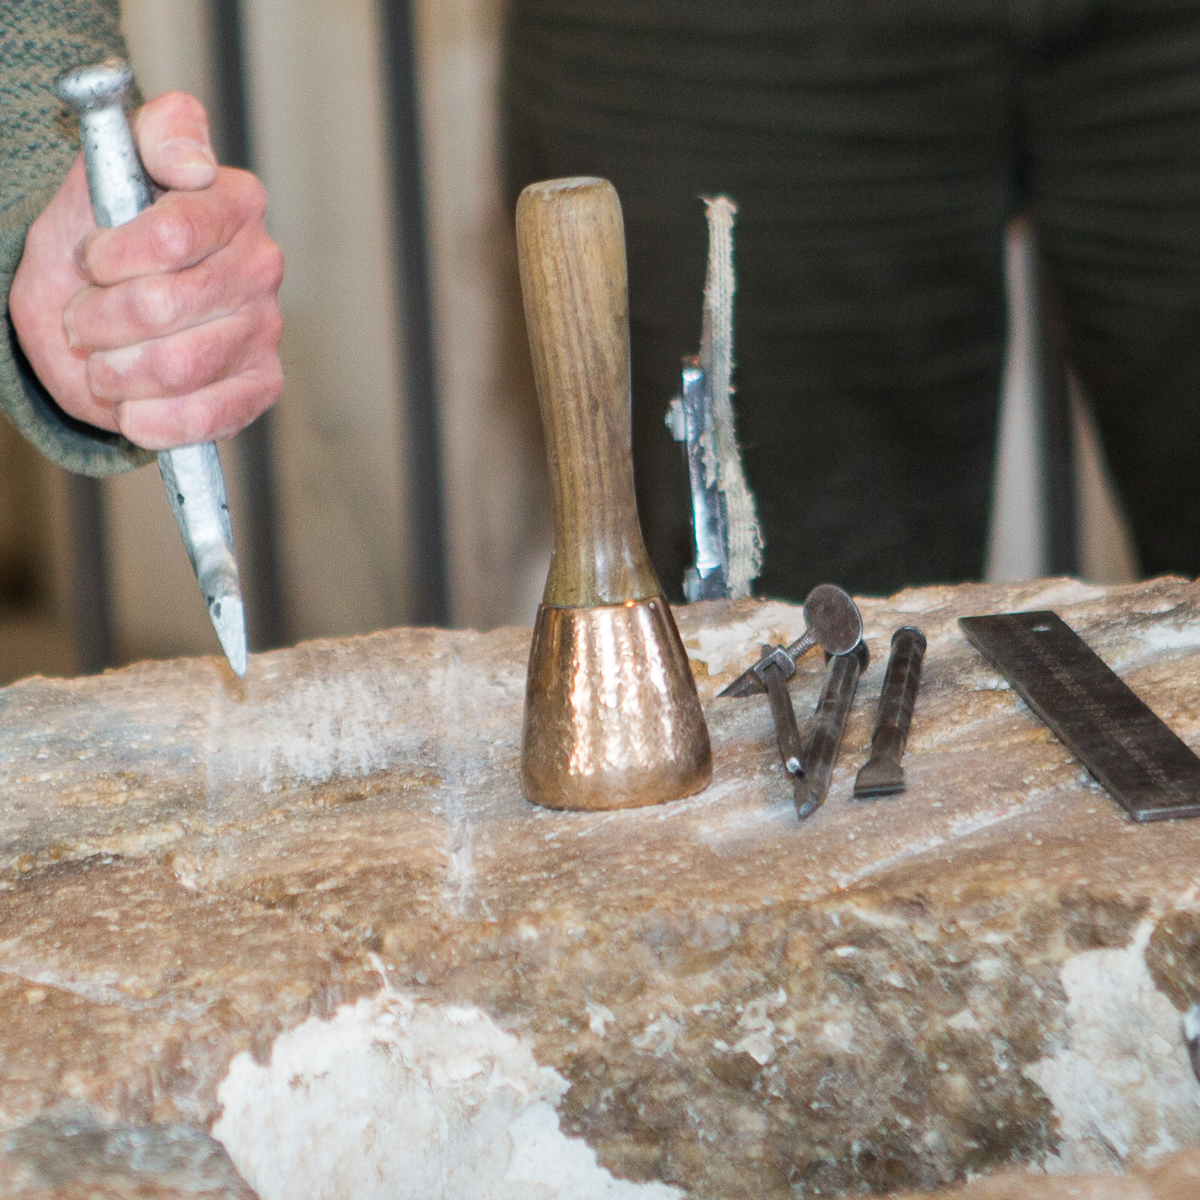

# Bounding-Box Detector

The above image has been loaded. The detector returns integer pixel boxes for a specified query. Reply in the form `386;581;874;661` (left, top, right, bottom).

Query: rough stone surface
4;577;1200;1198
893;1140;1200;1198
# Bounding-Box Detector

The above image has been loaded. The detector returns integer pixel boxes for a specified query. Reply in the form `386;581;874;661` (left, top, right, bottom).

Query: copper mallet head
516;177;712;810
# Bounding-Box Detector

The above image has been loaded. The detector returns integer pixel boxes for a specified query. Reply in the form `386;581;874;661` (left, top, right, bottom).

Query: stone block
3;578;1200;1198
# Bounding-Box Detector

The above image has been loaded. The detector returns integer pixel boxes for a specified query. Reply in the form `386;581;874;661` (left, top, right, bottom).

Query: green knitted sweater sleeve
0;0;153;477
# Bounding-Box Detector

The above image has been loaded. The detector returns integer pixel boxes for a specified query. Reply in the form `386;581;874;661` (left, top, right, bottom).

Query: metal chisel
959;610;1200;822
855;626;926;798
55;61;247;677
795;641;869;820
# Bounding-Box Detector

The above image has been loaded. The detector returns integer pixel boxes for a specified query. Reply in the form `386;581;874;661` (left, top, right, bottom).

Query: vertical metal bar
378;0;449;626
64;474;112;673
1035;251;1078;576
209;0;287;649
209;0;250;169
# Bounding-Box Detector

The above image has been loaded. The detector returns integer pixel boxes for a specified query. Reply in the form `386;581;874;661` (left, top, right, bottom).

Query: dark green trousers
505;0;1200;599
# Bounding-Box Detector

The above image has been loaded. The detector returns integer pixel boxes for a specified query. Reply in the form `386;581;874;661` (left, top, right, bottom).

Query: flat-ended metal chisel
854;626;926;798
794;641;868;820
55;61;248;677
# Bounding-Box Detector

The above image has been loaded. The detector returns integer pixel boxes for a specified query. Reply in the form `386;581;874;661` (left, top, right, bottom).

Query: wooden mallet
516;177;712;810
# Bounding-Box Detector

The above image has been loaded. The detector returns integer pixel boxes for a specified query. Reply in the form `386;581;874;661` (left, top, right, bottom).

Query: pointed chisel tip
210;594;248;678
718;672;764;698
793;776;822;821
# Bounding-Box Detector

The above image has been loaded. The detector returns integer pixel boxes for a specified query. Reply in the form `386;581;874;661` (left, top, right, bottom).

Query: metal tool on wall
55;61;248;678
796;642;869;820
515;177;711;810
665;197;762;601
960;610;1200;822
668;357;728;599
855;627;926;798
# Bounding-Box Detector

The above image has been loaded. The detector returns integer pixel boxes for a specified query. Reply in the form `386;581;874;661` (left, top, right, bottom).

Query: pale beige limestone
3;578;1200;1198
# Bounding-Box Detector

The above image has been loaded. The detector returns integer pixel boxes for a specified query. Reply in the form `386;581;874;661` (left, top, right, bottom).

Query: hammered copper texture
521;595;712;809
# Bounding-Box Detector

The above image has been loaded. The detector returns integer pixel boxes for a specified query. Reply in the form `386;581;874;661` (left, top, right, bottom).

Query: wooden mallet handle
516;177;660;608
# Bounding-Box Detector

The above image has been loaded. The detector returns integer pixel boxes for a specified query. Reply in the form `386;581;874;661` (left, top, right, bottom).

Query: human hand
10;91;283;450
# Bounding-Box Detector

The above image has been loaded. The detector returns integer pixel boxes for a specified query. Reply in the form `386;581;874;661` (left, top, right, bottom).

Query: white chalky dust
1023;922;1200;1174
213;989;683;1200
206;669;404;799
685;602;805;676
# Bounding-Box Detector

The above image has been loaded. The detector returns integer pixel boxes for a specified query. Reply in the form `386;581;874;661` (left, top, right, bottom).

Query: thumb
132;91;218;191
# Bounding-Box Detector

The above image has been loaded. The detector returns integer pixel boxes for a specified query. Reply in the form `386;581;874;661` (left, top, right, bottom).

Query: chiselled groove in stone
827;802;1035;893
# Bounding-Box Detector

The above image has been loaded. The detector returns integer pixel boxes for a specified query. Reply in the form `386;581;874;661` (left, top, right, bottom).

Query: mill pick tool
516;177;711;810
795;641;869;820
854;626;927;798
719;583;863;699
55;61;248;677
960;610;1200;822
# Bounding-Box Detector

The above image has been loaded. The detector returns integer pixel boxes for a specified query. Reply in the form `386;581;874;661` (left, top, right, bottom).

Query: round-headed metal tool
719;583;863;699
55;61;248;677
753;645;806;777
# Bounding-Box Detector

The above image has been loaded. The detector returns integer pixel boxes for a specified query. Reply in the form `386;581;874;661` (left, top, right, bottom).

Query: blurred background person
504;0;1200;599
0;0;1169;684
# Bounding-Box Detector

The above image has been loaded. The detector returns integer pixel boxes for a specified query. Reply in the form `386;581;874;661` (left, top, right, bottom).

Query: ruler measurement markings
959;611;1200;821
1008;620;1184;795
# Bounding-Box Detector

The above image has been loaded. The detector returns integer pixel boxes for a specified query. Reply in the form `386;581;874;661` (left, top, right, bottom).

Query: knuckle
229;367;281;431
133;275;183;330
152;339;201;393
260;357;284;404
184;399;222;445
261;241;285;293
259;303;284;349
238;171;269;222
147;206;200;266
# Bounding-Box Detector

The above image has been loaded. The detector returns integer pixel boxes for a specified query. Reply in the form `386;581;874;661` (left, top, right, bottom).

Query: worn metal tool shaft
55;61;247;677
854;626;926;798
794;641;868;820
754;645;806;776
669;357;727;601
720;583;862;699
